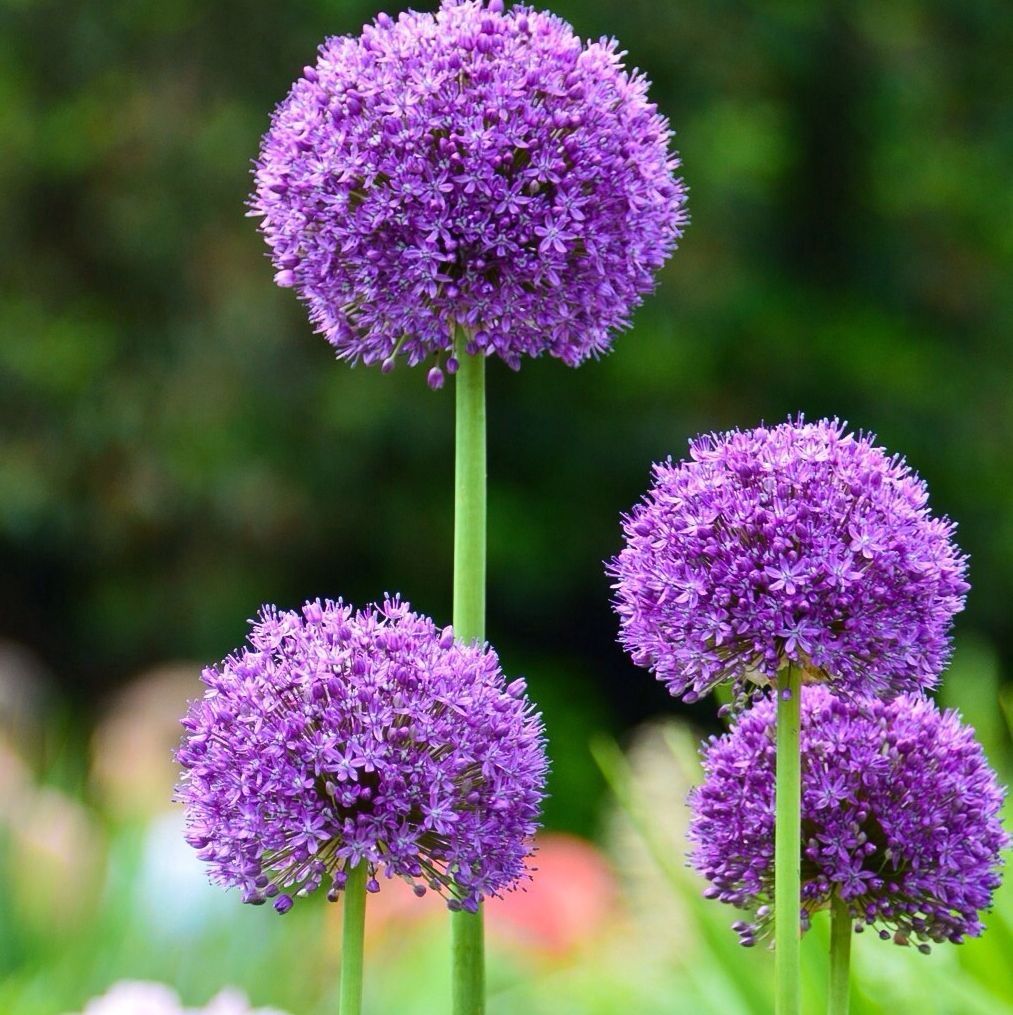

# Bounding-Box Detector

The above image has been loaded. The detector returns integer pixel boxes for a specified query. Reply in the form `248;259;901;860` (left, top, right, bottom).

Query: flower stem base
339;862;367;1015
828;894;852;1015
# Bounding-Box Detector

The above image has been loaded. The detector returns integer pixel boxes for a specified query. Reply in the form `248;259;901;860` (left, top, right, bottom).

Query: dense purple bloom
251;0;686;373
176;596;547;913
608;418;968;702
688;686;1007;949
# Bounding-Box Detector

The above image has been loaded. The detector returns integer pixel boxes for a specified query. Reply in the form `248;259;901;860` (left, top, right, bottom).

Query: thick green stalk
828;894;852;1015
451;329;486;1015
452;331;486;646
775;663;802;1015
339;862;367;1015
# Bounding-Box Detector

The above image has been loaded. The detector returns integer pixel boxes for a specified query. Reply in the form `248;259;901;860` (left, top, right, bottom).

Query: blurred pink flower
335;832;617;961
91;663;204;819
9;784;103;934
486;833;618;958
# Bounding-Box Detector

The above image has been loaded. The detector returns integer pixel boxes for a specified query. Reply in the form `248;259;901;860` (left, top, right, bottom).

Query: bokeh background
1;0;1011;1012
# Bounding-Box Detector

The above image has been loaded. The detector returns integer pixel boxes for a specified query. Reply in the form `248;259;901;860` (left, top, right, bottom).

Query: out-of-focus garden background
1;0;1011;1011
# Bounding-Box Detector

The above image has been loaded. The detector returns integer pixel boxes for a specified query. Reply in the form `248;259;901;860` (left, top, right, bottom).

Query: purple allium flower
608;417;968;702
688;686;1007;950
176;596;547;914
251;0;686;372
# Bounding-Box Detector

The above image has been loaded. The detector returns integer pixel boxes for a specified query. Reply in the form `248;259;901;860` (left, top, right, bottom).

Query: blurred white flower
73;981;180;1015
199;988;289;1015
66;981;289;1015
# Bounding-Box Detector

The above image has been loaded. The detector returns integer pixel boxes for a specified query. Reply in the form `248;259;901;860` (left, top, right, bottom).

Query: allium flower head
688;686;1007;950
609;417;968;702
176;596;547;914
252;0;686;374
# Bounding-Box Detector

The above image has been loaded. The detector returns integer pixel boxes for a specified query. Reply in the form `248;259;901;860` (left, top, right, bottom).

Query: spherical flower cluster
608;417;968;703
176;596;547;914
252;0;686;376
688;686;1007;949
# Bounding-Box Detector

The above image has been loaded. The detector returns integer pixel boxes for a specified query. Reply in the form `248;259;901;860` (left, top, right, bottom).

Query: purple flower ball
688;686;1007;949
608;417;969;703
176;596;548;913
251;0;687;373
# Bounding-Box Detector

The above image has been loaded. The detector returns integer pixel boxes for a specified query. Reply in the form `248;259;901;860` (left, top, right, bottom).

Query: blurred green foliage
2;0;1012;836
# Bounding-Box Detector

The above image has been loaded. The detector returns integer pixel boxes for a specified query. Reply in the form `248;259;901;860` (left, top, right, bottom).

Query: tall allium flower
688;686;1007;949
252;0;686;376
608;417;968;703
176;596;547;914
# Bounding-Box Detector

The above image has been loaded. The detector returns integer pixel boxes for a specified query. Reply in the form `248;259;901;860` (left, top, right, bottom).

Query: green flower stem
339;861;367;1015
451;328;486;1015
775;662;802;1015
828;894;852;1015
